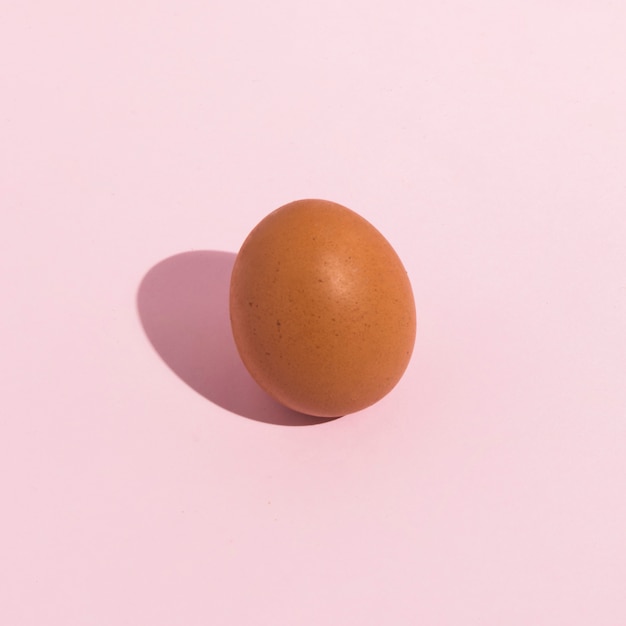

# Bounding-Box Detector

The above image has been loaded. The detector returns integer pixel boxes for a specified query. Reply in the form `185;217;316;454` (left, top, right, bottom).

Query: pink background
2;1;625;624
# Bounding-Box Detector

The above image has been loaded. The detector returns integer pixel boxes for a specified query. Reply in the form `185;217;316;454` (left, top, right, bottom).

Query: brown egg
229;199;416;418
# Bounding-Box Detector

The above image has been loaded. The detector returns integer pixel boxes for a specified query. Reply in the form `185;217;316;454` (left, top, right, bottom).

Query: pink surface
2;1;625;624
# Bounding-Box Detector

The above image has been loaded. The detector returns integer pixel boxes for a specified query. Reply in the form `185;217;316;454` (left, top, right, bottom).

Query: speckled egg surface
229;199;416;418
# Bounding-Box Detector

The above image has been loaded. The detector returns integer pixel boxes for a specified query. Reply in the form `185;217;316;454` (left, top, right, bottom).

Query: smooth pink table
2;2;625;624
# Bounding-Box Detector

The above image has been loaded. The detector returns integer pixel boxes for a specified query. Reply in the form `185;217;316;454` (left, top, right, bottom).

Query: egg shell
229;199;416;418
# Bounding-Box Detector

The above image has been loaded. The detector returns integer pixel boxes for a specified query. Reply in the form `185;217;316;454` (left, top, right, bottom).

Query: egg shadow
137;250;334;426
